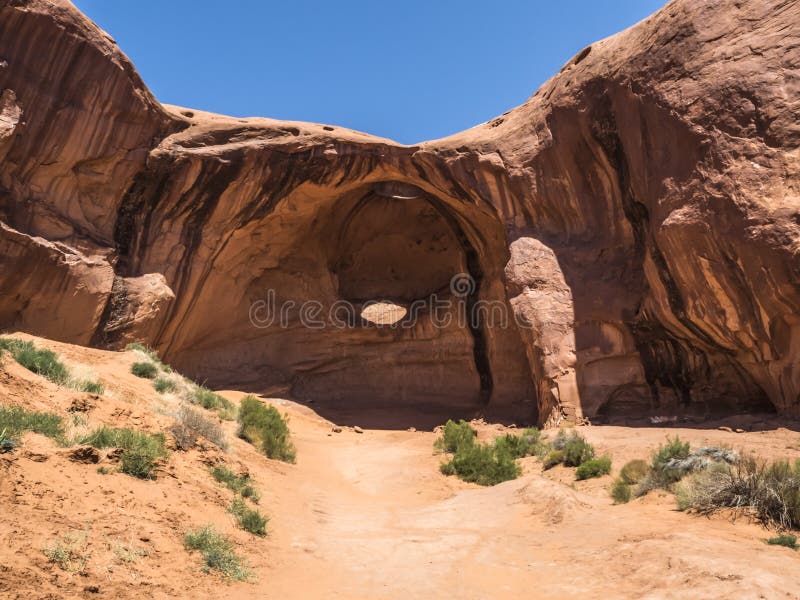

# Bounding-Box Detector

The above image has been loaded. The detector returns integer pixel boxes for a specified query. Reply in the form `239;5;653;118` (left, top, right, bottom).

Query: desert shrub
0;405;65;443
651;436;691;481
576;456;612;480
191;386;237;420
184;526;251;580
434;420;476;454
440;442;521;486
620;459;650;485
0;427;15;452
171;405;227;451
0;338;104;393
237;395;296;463
210;466;260;502
677;456;800;530
0;337;69;385
611;477;632;504
75;380;104;394
43;531;89;572
131;361;158;379
126;342;158;359
493;428;544;459
562;433;595;467
81;426;167;479
229;498;268;536
154;376;178;394
543;449;565;470
639;441;738;497
766;534;798;549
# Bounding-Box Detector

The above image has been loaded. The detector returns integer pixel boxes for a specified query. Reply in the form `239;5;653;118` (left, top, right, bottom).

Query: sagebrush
184;525;251;580
238;396;296;463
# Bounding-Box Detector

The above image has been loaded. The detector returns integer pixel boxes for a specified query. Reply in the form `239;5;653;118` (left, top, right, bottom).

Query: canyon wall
0;0;798;424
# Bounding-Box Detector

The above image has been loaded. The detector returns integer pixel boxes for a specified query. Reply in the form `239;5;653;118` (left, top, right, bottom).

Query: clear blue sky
72;0;666;144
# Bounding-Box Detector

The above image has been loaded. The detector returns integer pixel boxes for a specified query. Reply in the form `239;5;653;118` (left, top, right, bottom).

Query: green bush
440;443;521;486
620;459;650;485
652;436;691;482
434;420;475;454
75;380;104;394
229;498;268;536
563;433;595;467
131;361;158;379
611;477;632;504
210;466;260;502
192;386;237;420
184;526;251;581
154;377;178;393
237;396;296;463
493;428;544;459
81;426;167;479
543;449;565;470
0;405;65;443
766;534;798;550
0;337;69;385
576;456;612;480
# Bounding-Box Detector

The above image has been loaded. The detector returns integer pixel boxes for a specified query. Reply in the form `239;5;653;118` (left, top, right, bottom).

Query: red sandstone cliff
1;0;798;424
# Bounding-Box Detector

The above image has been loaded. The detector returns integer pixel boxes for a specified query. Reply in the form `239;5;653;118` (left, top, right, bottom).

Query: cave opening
304;180;496;419
165;176;537;429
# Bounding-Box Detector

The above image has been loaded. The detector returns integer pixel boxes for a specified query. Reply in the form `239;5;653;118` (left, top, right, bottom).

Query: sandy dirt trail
241;403;800;599
2;335;800;599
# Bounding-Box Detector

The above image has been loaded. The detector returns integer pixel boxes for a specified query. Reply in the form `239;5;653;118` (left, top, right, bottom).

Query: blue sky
73;1;666;144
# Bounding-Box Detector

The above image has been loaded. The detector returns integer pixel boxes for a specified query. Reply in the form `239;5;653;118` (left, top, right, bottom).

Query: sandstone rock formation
1;0;798;424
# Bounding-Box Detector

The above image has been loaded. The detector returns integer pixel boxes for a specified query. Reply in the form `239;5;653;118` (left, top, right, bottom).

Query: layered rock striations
1;0;798;424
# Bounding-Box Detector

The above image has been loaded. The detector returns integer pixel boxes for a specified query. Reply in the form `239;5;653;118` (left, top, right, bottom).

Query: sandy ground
1;334;799;599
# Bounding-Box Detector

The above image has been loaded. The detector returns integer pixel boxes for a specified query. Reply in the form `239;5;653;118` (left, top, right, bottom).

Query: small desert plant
562;433;595;467
109;538;149;564
620;459;650;485
440;443;521;486
171;405;227;451
434;420;476;454
238;396;296;463
184;526;251;580
210;466;260;502
766;534;798;549
154;377;178;394
131;361;158;379
126;342;159;360
493;428;544;459
651;436;692;482
0;337;103;393
611;477;632;504
81;426;167;479
0;427;15;452
0;337;70;385
192;386;236;417
543;449;565;470
676;456;800;530
576;456;612;480
43;531;89;572
638;440;737;497
0;405;65;443
75;379;104;394
229;498;268;536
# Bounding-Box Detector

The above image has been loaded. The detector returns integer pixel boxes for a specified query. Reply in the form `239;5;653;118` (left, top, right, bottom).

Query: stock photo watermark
248;273;532;330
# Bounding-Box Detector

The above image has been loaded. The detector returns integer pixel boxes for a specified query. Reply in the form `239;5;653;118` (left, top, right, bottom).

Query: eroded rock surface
0;0;798;423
